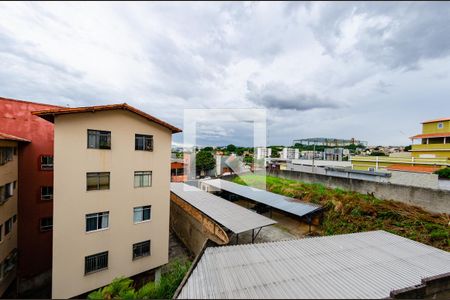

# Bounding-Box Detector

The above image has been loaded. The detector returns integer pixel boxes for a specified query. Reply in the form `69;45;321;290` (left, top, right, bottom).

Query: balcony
411;143;450;151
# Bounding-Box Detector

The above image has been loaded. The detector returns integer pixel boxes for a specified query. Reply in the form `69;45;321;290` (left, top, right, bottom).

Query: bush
435;167;450;179
87;260;191;300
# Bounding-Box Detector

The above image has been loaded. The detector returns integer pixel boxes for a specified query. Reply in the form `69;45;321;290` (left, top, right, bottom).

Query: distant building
293;137;368;147
281;147;299;160
255;147;271;159
351;118;450;172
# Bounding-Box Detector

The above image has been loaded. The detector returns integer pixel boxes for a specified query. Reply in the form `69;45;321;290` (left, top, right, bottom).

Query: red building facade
0;97;60;291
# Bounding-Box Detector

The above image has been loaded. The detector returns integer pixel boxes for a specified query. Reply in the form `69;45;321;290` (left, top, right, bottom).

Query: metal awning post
236;234;239;245
252;227;263;243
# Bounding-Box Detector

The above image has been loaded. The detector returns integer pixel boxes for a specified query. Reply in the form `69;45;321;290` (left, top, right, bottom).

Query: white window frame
134;171;152;188
40;217;53;231
132;240;151;260
86;212;109;232
41;186;53;200
133;206;151;223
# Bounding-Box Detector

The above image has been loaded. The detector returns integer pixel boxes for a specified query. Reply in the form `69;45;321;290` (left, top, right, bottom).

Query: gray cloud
246;81;340;111
309;2;450;70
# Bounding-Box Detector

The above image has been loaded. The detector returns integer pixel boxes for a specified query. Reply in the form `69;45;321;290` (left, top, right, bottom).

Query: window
86;212;109;232
4;219;12;236
0;225;2;242
437;122;444;129
133;206;151;223
88;130;111;149
135;134;153;151
87;172;110;191
40;217;53;231
0;183;13;204
85;251;108;274
41;186;53;200
0;147;13;165
132;240;151;260
12;215;16;223
40;156;53;170
134;171;152;188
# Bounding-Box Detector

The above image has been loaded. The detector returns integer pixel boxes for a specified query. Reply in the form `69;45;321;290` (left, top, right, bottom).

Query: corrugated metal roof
171;183;276;234
178;230;450;299
203;179;321;218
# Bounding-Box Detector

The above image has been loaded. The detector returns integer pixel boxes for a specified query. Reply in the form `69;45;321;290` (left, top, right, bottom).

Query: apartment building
0;97;60;292
0;133;28;295
281;147;299;160
255;147;272;160
33;103;181;298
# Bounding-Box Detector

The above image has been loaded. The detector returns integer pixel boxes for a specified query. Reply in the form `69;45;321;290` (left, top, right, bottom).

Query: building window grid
135;134;153;151
86;172;110;191
0;147;14;165
40;217;53;231
85;251;108;275
40;156;53;170
0;183;14;204
132;240;151;260
134;171;152;188
133;206;151;223
4;219;12;236
41;186;53;200
86;212;109;232
87;130;111;149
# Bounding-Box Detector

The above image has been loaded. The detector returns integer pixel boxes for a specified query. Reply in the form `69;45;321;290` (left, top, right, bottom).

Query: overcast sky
1;2;449;147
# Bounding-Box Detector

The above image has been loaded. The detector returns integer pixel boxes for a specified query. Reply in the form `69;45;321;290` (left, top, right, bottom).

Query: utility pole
312;143;315;173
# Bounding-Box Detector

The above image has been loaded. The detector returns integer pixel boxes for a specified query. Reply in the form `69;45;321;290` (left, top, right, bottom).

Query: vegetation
195;150;216;174
232;175;449;251
88;260;191;300
435;167;450;179
404;145;412;151
369;151;386;156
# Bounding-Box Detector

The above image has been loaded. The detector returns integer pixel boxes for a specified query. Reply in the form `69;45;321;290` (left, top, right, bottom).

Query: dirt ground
230;199;319;244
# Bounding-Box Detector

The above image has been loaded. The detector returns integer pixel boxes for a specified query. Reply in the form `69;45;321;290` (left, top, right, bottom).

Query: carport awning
203;179;322;218
170;183;276;234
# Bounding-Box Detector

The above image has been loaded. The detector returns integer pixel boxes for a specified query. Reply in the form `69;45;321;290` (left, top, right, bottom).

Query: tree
196;150;216;174
202;146;213;151
435;167;450;179
404;145;412;151
243;155;253;165
226;144;236;153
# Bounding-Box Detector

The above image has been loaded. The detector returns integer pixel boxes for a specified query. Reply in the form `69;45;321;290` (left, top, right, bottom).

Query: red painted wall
0;97;60;280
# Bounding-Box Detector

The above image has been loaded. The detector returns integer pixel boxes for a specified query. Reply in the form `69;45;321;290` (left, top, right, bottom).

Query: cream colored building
0;134;27;296
34;104;181;299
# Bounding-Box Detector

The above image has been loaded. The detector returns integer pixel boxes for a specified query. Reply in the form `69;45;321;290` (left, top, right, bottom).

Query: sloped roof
422;117;450;124
0;132;30;142
32;103;182;133
387;164;441;174
177;230;450;299
410;132;450;139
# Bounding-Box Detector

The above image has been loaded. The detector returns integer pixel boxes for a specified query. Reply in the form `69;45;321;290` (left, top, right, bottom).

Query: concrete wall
390;171;439;189
261;170;450;214
52;110;172;298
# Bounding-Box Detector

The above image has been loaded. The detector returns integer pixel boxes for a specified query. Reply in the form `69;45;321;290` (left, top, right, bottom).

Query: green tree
196;150;216;174
435;167;450;179
369;151;386;156
243;155;254;165
226;144;236;153
202;146;213;151
404;145;412;151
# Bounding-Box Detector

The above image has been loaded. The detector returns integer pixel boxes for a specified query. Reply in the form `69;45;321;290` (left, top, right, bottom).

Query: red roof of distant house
0;132;30;142
421;117;450;124
410;132;450;139
32;103;182;133
387;164;442;174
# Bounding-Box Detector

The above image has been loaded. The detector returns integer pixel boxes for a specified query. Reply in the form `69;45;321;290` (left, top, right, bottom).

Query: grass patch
232;174;450;251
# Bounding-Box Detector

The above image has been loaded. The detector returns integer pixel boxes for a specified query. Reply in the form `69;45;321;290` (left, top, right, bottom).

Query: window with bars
40;156;53;170
41;186;53;200
134;171;152;188
86;212;109;232
40;217;53;231
132;240;151;260
133;206;151;223
87;130;111;149
87;172;110;191
85;251;108;275
0;147;14;165
135;134;153;151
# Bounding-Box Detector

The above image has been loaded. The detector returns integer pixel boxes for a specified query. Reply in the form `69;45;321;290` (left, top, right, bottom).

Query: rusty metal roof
171;182;276;234
177;230;450;299
32;103;182;133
